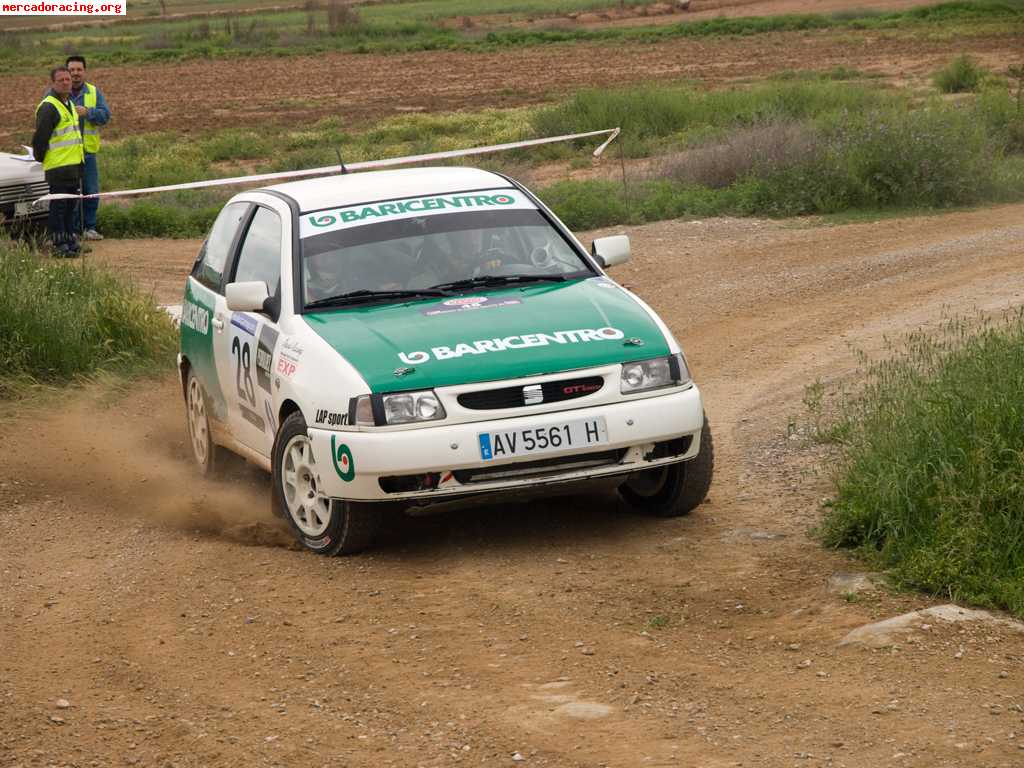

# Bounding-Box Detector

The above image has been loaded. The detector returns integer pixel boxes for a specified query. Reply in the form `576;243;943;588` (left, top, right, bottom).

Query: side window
194;202;249;292
233;206;282;300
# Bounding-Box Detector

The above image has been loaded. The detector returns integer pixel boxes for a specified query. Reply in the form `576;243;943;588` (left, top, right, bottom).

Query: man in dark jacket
32;66;85;257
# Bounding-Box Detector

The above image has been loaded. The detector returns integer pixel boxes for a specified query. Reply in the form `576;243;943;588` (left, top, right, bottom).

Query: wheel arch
178;355;192;399
279;398;303;427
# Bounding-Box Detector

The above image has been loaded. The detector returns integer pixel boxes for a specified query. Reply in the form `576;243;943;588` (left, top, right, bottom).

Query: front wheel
272;411;380;555
618;414;714;517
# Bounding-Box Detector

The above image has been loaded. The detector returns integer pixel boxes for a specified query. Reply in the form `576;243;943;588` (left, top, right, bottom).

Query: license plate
479;416;608;461
14;202;29;217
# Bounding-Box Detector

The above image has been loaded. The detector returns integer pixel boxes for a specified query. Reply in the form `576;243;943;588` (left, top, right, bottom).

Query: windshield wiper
429;274;567;292
305;288;448;309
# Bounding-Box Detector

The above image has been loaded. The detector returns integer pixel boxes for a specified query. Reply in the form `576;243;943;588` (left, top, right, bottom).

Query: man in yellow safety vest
67;55;111;241
32;66;85;257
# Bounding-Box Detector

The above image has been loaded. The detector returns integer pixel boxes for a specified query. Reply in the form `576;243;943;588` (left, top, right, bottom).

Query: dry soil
2;204;1024;766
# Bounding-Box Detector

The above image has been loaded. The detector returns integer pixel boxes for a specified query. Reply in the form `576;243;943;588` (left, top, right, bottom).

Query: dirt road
3;205;1024;767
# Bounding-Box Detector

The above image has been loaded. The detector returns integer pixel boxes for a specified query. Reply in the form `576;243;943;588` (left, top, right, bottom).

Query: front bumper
0;199;49;224
309;384;704;502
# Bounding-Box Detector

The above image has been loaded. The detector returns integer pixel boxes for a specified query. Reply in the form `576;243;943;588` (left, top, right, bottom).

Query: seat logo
523;384;543;405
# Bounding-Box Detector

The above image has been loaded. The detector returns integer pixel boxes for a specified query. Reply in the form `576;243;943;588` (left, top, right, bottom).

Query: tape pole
33;128;621;205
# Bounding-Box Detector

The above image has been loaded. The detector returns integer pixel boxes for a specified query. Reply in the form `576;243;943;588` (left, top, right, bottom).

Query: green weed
537;97;1015;229
934;54;988;93
975;86;1024;153
818;312;1024;618
530;81;900;157
97;193;223;239
0;239;177;396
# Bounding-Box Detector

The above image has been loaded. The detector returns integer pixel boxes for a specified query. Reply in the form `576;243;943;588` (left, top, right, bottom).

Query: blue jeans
76;152;100;231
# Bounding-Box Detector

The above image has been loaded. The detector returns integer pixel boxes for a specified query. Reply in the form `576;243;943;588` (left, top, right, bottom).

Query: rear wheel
185;368;229;477
273;411;380;555
619;414;714;517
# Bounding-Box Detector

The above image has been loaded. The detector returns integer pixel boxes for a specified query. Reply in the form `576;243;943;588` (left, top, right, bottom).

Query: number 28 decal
231;337;257;407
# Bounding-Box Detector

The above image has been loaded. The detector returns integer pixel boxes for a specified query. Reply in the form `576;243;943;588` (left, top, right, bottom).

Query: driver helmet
305;252;341;301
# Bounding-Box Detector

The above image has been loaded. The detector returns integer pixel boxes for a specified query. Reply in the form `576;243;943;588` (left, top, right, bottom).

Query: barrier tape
33;127;620;205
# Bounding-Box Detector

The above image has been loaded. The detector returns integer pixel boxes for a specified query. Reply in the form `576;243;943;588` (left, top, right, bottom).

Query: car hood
0;150;43;182
303;277;670;392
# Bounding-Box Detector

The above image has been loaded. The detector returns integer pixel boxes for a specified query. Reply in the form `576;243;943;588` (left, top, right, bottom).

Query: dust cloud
0;374;294;549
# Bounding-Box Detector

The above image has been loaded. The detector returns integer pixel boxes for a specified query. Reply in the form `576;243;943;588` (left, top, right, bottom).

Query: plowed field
2;27;1019;145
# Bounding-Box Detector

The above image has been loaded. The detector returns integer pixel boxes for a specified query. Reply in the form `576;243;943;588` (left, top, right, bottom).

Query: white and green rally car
180;166;713;555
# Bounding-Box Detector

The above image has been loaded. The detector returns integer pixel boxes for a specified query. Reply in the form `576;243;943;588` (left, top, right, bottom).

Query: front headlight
620;354;689;394
353;390;447;426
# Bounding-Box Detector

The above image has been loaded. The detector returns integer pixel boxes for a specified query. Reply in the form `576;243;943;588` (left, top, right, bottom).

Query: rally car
180;166;713;555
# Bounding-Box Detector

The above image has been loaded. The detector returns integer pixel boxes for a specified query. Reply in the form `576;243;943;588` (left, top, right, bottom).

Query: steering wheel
529;244;554;269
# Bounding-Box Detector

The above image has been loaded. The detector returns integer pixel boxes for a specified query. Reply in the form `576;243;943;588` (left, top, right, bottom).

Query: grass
98;108;534;192
816;313;1024;618
98;193;226;239
934;54;988;93
1;1;1021;72
0;238;177;397
530;80;901;157
92;106;537;237
646;615;670;630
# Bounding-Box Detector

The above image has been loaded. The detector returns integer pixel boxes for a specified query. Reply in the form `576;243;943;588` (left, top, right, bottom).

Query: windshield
300;208;593;306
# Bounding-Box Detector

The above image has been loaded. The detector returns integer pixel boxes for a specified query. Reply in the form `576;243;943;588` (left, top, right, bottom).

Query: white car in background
0;148;49;226
180;166;714;555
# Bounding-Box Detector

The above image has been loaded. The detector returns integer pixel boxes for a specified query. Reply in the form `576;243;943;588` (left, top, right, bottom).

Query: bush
0;239;177;395
819;313;1024;617
975;86;1024;153
661;121;823;189
530;81;898;157
828;101;996;208
992;155;1024;200
541;179;632;230
934;54;987;93
540;98;1011;228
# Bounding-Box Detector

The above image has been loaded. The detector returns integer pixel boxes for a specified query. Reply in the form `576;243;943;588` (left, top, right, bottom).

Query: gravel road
2;204;1024;767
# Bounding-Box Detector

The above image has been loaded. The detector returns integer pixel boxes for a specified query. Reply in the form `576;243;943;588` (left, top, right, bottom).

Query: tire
618;413;714;517
185;368;230;478
272;410;380;555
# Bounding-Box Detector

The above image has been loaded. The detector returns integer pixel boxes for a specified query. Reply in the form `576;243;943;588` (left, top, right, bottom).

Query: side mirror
226;281;270;313
591;235;630;268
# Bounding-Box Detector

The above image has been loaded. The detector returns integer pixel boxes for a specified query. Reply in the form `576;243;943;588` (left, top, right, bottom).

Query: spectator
32;67;84;257
66;55;111;241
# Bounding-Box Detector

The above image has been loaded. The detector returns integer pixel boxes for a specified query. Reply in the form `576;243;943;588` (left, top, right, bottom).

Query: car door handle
212;315;225;331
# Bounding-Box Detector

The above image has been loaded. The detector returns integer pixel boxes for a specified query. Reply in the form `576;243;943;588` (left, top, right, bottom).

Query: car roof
262;166;514;213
